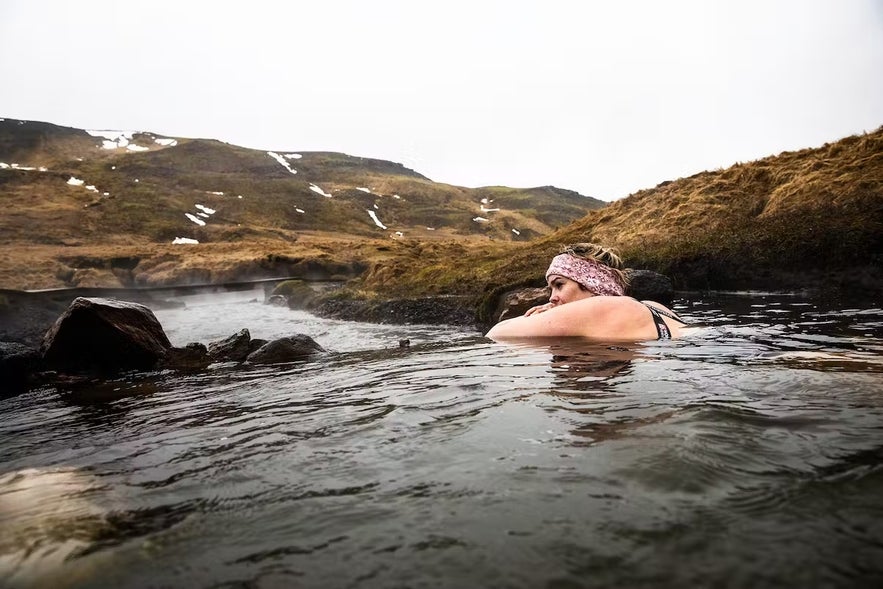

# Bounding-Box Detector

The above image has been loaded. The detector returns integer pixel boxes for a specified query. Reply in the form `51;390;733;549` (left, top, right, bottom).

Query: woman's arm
524;302;553;316
486;297;651;341
487;298;597;339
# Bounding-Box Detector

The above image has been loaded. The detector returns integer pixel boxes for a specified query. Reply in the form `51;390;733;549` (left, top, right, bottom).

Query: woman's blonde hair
560;243;630;289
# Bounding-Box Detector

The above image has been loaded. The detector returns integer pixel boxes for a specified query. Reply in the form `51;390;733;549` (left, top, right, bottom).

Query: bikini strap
646;305;671;339
645;304;687;324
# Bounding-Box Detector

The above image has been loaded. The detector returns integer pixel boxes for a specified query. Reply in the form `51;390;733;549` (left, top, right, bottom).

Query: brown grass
354;127;883;307
1;120;879;306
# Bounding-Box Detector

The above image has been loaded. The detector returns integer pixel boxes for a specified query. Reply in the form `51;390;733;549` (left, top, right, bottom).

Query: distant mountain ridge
0;117;606;250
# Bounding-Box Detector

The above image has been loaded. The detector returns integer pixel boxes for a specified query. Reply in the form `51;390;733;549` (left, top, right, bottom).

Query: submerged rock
246;335;325;365
248;338;268;354
5;295;336;390
42;297;171;374
162;342;211;372
207;328;252;363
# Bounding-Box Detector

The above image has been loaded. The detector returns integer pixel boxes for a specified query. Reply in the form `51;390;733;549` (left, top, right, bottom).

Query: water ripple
2;293;883;587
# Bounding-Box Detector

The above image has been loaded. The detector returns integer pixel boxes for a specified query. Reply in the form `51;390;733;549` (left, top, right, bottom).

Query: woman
485;243;687;341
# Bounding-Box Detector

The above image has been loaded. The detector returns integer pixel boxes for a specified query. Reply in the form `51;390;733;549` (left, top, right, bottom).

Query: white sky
1;0;881;200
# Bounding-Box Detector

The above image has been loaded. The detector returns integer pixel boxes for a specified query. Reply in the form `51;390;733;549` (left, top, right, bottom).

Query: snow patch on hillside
87;130;134;149
310;184;332;197
185;213;206;226
1;162;45;171
268;151;297;175
368;210;387;229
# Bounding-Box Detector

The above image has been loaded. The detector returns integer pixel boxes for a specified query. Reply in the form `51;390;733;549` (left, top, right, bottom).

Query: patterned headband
545;253;625;297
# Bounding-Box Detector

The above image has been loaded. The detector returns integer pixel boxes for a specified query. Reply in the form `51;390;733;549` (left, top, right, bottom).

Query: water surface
1;291;882;588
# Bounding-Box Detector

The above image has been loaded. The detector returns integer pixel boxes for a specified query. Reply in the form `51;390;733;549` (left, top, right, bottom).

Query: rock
246;335;325;365
494;287;549;322
369;298;471;324
42;297;171;374
248;338;268;354
625;269;674;305
268;280;317;310
0;342;42;395
207;328;252;363
312;296;475;326
162;342;211;372
266;294;288;306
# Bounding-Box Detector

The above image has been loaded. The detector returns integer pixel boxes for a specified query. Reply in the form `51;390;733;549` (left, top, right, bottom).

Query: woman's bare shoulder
486;296;644;340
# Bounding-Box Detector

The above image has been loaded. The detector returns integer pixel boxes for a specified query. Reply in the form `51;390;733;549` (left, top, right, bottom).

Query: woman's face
547;275;593;307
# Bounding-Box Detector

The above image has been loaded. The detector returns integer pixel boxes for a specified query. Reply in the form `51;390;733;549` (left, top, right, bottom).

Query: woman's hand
524;303;553;316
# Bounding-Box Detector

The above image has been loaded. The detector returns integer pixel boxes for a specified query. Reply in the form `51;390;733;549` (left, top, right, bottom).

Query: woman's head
544;243;628;303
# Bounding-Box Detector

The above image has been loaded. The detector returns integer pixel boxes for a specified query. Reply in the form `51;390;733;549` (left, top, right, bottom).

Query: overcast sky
1;0;881;200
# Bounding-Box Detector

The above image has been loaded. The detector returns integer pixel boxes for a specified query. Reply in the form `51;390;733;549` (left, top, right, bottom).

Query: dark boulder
0;342;42;395
207;328;252;363
248;338;268;354
42;297;171;374
625;269;674;305
246;335;325;365
162;342;211;372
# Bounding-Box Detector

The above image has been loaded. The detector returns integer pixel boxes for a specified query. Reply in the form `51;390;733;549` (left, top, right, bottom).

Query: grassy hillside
572;129;882;289
2;117;877;301
0;117;604;289
0;119;100;166
355;127;883;315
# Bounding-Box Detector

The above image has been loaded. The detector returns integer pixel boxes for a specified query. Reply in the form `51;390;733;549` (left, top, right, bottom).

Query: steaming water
1;290;882;588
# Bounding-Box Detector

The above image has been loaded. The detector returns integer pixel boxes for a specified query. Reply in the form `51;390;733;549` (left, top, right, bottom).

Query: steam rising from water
151;287;472;352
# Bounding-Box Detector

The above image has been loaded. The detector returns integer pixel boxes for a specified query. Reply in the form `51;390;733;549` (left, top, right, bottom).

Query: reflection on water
1;293;882;588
